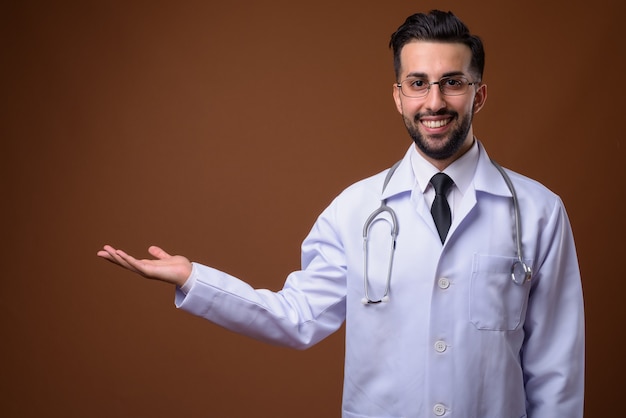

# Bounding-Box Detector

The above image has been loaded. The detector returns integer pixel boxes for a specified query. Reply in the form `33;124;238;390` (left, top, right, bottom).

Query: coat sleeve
174;202;348;349
522;196;585;417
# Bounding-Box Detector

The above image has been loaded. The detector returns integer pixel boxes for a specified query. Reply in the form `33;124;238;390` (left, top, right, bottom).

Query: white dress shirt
410;139;479;219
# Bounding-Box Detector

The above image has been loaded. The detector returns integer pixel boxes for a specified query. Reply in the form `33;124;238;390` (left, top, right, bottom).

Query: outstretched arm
97;245;192;287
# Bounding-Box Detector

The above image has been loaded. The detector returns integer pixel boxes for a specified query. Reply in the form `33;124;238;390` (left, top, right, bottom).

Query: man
98;10;584;417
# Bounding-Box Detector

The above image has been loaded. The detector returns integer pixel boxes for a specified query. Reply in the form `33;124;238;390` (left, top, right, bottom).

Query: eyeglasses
396;76;479;98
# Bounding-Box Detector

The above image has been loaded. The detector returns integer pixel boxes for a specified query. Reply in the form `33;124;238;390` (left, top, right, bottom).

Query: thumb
148;245;171;260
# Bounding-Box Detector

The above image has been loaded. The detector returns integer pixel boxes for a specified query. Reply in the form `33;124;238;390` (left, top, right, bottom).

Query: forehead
399;41;473;78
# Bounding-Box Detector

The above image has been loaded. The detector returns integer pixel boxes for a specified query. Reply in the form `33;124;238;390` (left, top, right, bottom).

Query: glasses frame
396;76;480;99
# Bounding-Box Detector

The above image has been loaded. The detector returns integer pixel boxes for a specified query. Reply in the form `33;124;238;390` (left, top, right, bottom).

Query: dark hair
389;10;485;81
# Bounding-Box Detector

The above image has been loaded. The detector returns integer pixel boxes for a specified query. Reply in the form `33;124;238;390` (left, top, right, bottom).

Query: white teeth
422;119;450;128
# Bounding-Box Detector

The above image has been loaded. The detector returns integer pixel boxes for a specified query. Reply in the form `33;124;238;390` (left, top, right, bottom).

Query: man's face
392;41;487;169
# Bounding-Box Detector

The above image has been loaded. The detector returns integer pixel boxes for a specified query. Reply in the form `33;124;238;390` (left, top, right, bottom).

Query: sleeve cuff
179;263;198;295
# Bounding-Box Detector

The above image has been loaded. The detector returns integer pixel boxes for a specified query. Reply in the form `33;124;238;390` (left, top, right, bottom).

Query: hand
97;245;192;287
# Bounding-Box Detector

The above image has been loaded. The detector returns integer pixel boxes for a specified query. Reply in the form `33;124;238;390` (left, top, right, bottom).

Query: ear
472;83;488;114
392;83;403;114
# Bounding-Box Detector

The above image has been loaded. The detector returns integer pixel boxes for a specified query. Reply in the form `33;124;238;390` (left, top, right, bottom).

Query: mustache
414;109;457;122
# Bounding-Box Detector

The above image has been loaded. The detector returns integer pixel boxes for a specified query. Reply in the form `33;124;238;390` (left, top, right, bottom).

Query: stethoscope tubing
362;202;398;304
361;159;532;305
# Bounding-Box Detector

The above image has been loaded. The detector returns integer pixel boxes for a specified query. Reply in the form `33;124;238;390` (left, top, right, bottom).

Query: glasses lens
401;78;428;98
439;77;469;96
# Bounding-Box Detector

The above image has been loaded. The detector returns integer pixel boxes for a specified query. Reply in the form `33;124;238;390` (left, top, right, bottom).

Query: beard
403;107;474;161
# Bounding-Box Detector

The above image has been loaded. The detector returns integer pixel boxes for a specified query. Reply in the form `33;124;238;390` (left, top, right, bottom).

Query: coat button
433;403;446;416
437;277;450;289
434;340;447;353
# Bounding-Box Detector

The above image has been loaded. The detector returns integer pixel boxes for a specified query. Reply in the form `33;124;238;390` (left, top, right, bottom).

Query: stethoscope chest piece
511;259;532;285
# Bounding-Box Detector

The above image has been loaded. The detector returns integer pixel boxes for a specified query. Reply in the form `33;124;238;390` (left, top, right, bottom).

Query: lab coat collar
380;146;416;202
380;139;513;201
473;140;514;198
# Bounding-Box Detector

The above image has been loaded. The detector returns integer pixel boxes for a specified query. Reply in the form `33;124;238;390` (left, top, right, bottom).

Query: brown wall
2;1;624;417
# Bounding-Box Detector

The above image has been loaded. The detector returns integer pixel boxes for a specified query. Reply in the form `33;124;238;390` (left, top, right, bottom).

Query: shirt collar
409;139;479;196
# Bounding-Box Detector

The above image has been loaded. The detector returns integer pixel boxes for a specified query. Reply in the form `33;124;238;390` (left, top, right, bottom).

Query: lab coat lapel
379;148;442;240
444;142;513;243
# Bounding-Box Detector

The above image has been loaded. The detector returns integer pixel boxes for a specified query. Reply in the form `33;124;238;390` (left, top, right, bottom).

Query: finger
97;245;113;255
110;249;146;275
115;249;141;267
148;245;171;260
97;245;120;262
97;250;112;259
98;252;120;265
101;244;118;254
97;246;144;276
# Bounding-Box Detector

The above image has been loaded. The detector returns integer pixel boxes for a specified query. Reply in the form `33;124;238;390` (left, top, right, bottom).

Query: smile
421;118;451;129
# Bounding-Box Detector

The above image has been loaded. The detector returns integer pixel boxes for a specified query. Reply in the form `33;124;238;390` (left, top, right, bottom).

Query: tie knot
430;173;454;196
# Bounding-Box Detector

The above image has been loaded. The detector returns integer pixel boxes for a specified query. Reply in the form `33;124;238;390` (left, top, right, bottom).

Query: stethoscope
361;159;533;304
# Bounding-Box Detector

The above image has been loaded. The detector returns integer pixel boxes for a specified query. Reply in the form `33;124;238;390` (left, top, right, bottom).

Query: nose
424;83;447;112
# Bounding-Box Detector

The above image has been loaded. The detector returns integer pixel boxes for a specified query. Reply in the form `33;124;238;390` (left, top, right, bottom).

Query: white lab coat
176;142;584;418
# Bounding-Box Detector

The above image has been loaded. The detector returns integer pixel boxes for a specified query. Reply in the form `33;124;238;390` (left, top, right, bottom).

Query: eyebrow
405;70;467;79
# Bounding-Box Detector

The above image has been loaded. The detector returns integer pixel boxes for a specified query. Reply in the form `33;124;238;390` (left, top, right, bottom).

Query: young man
99;10;584;417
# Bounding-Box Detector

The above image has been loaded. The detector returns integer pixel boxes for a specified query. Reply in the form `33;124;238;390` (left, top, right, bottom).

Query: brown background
2;0;624;417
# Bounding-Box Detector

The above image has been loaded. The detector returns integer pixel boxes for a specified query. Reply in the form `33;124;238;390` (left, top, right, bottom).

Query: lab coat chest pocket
470;254;532;331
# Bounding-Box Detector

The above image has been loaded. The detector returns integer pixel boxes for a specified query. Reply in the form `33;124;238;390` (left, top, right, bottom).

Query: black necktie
430;173;454;243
